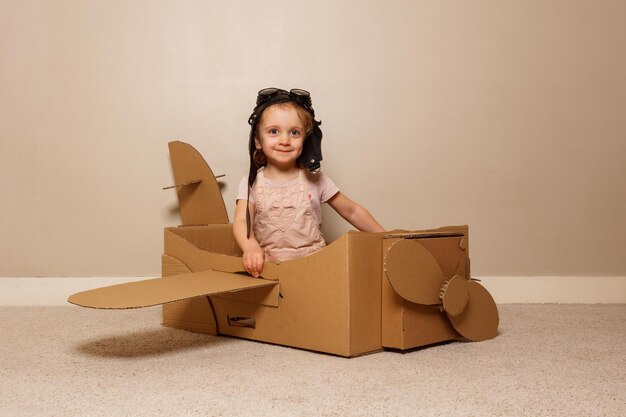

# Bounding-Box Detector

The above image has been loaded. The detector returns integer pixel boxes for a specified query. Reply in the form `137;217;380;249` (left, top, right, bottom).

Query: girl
234;88;384;277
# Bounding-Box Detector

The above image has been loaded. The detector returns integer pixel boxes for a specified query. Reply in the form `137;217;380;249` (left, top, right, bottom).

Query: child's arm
327;192;385;233
233;199;265;278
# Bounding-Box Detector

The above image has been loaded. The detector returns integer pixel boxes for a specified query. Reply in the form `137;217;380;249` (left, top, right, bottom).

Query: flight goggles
248;88;314;125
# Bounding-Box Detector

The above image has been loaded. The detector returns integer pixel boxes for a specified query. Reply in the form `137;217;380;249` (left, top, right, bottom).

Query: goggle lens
289;88;310;97
252;87;314;122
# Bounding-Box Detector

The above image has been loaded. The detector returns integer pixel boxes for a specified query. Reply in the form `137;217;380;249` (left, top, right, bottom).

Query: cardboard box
68;141;498;357
162;224;382;356
382;230;465;349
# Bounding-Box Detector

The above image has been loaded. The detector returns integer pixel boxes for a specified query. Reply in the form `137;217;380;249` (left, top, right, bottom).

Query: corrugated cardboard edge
383;225;469;240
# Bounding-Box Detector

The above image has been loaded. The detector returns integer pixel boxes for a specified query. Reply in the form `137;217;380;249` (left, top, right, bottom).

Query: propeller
384;238;499;342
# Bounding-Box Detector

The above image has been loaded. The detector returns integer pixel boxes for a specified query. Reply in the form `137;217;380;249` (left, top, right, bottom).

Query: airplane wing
67;269;277;309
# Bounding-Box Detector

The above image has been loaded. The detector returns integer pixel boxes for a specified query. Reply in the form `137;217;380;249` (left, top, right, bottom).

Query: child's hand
243;246;265;278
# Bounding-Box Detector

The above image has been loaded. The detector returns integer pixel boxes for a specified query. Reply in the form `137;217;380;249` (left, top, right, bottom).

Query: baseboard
477;276;626;303
0;276;624;306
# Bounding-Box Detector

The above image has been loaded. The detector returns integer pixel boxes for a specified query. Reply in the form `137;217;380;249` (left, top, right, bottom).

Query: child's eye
290;129;302;136
268;129;278;135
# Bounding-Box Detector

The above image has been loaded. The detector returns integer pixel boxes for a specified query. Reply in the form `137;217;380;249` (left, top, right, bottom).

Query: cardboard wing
67;270;277;309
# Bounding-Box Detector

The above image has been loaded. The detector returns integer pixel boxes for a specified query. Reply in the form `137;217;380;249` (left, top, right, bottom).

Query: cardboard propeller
384;239;498;341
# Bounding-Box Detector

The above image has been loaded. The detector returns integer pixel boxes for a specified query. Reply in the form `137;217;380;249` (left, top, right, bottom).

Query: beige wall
1;0;624;277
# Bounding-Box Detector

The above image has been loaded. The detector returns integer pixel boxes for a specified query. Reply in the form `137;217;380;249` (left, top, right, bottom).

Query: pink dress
241;169;337;261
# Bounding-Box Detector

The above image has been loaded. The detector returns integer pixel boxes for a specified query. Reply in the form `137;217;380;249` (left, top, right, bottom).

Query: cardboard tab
68;270;277;309
162;179;202;190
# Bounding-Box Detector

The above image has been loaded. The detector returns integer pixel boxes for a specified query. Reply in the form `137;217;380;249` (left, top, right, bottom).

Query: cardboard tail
167;140;229;226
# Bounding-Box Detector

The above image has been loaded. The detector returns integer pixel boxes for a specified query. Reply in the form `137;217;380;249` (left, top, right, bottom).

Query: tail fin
167;141;229;225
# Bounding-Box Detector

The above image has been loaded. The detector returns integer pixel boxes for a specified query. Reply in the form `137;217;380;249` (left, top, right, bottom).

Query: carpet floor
0;305;624;417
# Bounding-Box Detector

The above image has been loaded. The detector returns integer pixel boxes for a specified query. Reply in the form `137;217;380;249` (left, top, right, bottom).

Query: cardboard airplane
68;141;499;357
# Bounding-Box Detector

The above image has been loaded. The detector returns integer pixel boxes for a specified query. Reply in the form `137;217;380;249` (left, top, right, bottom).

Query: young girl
234;88;384;277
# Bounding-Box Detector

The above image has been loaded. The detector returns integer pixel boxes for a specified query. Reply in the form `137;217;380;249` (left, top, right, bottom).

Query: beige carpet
0;305;624;417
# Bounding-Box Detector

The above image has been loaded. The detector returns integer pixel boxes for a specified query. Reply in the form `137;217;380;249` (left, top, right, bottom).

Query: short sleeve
315;171;340;203
237;176;255;204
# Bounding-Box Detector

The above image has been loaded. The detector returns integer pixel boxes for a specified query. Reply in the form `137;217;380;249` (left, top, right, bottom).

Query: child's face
255;104;305;170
